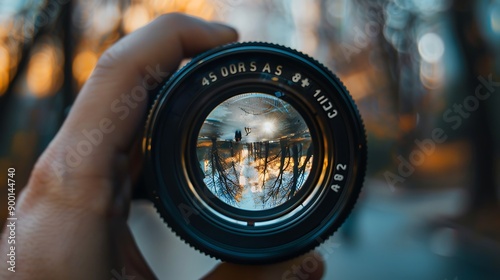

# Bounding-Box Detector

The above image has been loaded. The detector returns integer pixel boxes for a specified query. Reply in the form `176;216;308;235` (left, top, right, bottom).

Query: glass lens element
196;93;313;211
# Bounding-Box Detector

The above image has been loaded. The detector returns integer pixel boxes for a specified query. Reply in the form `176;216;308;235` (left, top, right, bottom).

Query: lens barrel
143;42;367;264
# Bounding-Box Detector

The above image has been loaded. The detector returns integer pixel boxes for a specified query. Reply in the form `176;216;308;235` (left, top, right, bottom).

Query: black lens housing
143;42;366;264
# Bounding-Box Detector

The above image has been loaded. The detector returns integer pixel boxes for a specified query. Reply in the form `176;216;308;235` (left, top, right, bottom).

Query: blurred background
0;0;499;279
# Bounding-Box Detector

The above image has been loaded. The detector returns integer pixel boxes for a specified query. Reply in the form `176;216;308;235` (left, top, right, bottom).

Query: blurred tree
451;0;498;211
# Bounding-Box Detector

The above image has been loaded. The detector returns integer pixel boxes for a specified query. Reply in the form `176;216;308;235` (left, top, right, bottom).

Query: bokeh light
0;44;10;96
491;3;500;34
420;60;445;89
418;32;445;63
27;41;63;98
91;2;122;35
412;0;451;15
123;4;152;34
185;0;214;20
73;50;98;86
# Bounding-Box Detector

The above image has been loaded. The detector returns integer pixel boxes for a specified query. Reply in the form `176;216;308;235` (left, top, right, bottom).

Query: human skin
0;13;324;280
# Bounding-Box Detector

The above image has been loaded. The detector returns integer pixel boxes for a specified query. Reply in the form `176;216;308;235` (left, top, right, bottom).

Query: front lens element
197;93;313;211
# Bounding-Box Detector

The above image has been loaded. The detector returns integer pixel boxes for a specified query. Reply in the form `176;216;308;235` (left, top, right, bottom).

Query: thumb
34;13;238;189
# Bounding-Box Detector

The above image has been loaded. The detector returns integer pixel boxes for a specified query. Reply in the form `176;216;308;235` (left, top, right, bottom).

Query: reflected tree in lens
197;93;313;210
204;139;243;205
261;139;314;207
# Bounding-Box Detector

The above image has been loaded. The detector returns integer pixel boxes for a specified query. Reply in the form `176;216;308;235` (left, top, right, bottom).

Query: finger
39;13;238;181
202;252;325;280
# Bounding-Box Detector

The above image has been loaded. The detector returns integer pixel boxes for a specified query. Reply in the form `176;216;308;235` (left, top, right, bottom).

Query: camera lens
197;92;313;211
143;42;366;264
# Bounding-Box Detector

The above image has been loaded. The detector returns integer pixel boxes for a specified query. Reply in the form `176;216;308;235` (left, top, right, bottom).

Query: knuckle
95;46;124;71
23;151;113;219
154;12;195;26
29;151;63;194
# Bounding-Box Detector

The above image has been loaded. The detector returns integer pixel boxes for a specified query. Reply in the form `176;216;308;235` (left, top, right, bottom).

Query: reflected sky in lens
197;93;313;211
